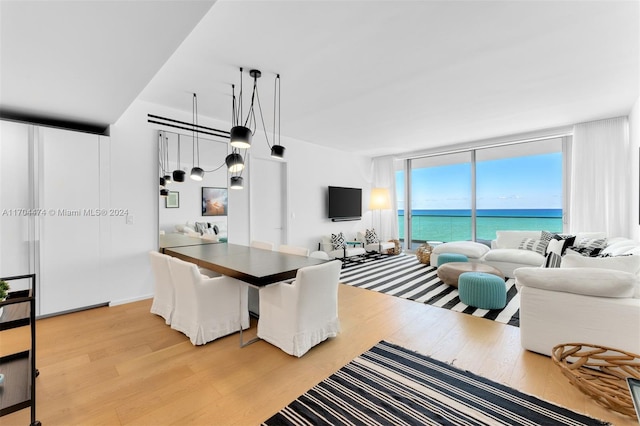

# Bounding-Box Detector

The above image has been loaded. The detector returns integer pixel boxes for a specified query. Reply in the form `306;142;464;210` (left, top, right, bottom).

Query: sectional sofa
430;230;640;357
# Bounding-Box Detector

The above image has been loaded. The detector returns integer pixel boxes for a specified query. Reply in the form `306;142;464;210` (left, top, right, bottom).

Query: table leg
239;283;260;347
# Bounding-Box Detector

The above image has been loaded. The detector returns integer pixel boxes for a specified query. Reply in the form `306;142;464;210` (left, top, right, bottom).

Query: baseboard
109;294;153;307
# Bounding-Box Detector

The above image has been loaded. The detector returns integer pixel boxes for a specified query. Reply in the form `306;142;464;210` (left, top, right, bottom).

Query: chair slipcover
257;260;342;357
168;257;249;345
251;240;274;250
149;251;174;325
278;244;310;257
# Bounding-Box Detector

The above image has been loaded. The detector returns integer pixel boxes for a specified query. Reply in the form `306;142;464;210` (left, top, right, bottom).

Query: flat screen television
328;186;362;221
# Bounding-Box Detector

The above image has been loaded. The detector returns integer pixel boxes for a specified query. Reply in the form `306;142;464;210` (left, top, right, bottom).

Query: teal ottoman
437;253;468;267
458;272;506;309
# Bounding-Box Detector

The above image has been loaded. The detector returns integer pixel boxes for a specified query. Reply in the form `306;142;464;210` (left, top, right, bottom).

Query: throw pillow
331;232;345;250
518;238;548;256
547;234;576;255
543;252;562;268
566;237;607;257
194;222;208;235
541;230;555;243
365;228;378;244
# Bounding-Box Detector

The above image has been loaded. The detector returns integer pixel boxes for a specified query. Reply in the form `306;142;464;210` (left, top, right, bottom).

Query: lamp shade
159;177;166;187
190;167;204;181
172;169;186;182
160;188;169;197
230;126;252;149
225;153;244;172
270;145;286;159
369;187;391;210
163;174;172;183
230;176;244;189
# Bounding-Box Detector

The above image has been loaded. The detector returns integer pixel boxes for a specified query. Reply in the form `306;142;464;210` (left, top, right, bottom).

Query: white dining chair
149;251;174;325
168;256;249;345
278;244;310;257
250;240;274;250
257;260;342;357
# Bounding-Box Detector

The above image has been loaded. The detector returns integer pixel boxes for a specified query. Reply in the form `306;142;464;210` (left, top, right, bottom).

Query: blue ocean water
398;209;562;243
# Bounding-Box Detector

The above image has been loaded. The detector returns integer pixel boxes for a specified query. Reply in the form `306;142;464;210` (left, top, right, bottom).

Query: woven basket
552;343;640;418
387;239;400;255
415;243;433;264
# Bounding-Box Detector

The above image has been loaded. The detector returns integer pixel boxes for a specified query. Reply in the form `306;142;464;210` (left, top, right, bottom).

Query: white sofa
431;230;618;278
515;255;640;357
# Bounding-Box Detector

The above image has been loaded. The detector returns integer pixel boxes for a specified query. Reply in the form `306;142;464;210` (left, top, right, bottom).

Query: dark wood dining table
159;233;219;253
163;243;327;286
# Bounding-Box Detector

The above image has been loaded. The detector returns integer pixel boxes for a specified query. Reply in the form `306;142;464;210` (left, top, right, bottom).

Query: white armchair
149;251;174;325
356;230;395;254
168;257;249;345
257;260;342;357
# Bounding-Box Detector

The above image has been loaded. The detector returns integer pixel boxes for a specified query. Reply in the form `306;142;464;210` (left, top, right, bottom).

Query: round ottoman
458;272;506;309
437;262;504;288
437;252;468;267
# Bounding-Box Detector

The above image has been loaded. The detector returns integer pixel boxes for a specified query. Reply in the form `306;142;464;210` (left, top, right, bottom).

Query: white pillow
515;267;636;298
546;239;565;255
175;224;185;232
561;253;640;275
183;226;196;234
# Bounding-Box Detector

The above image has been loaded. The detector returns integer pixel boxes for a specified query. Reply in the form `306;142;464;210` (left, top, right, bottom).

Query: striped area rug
263;341;609;426
340;254;520;327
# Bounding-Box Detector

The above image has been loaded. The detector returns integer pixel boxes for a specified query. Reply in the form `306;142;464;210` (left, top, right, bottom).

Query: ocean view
398;209;563;243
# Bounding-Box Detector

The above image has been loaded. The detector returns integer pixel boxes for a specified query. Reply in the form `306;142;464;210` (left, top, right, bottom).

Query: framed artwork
165;191;179;208
202;187;228;216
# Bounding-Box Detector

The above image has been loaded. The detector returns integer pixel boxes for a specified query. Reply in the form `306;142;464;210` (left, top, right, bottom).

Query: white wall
104;98;373;305
630;96;640;241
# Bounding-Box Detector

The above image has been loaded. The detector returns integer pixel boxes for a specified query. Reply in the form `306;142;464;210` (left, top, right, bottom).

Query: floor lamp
369;187;392;251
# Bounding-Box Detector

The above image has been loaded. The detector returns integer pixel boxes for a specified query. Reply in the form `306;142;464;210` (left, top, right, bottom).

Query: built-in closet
0;120;110;316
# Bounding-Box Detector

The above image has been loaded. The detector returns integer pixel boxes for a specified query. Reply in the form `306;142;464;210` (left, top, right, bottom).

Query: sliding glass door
397;137;565;248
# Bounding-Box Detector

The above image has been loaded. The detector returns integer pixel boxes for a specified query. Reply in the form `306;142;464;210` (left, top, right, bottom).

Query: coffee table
437;262;504;287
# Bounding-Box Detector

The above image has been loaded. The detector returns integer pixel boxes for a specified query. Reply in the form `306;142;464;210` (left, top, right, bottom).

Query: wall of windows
397;138;565;248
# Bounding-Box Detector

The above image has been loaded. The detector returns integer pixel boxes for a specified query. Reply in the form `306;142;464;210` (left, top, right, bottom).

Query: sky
396;153;563;211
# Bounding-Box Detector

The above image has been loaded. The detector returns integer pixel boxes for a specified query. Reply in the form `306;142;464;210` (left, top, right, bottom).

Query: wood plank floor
3;284;636;425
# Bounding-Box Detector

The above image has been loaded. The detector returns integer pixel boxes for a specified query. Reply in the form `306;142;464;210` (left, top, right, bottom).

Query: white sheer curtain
569;116;630;237
371;156;399;240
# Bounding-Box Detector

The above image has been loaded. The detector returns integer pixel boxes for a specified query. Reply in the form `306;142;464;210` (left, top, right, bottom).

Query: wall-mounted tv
328;186;362;221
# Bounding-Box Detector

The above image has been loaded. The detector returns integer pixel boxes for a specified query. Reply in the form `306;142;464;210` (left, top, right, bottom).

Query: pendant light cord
192;93;200;167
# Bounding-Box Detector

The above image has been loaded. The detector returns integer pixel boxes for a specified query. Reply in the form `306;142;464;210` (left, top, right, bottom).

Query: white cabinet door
39;127;106;315
0;121;33;282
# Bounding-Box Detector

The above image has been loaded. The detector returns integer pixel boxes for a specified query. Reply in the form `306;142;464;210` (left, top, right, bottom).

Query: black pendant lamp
160;188;169;197
270;74;286;159
172;135;185;182
230;176;244;189
190;93;205;181
225;152;244;172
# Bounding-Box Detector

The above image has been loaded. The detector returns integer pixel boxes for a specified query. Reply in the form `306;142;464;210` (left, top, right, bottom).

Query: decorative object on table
552;343;640;418
165;191;179;208
265;341;609;426
0;279;9;300
386;239;400;255
202;187;228;216
340;254;520;326
415;243;432;264
0;279;9;317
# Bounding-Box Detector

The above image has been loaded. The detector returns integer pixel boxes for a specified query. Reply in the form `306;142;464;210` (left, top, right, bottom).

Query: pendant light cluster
158;132;172;197
226;68;285;189
158;92;207;196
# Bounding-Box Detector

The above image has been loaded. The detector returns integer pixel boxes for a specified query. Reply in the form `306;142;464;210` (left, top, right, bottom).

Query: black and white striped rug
263;341;608;426
340;254;520;327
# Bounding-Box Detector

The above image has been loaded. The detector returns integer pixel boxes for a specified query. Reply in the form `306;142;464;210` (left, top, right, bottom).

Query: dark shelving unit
0;274;39;426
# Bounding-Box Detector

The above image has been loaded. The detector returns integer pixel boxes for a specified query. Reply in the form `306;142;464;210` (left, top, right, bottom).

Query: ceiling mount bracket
249;69;261;79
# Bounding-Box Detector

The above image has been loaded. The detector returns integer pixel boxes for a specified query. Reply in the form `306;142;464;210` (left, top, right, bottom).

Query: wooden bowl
552;343;640;418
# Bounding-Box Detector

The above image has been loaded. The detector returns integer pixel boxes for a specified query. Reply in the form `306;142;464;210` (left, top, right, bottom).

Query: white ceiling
2;0;638;157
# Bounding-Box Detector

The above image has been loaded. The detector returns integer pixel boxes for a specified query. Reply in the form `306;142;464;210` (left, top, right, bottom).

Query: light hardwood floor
2;284;637;425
